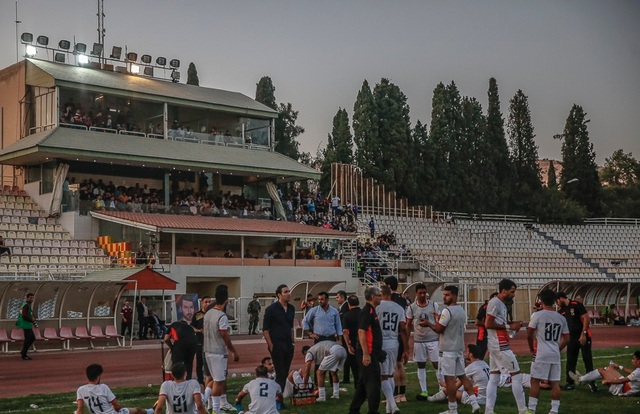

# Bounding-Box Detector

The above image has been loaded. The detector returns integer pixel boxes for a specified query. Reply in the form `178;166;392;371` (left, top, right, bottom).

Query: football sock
528;396;538;412
318;387;326;399
511;374;527;411
485;373;500;413
417;368;427;392
220;393;228;406
332;382;340;397
382;379;398;411
448;400;458;413
551;399;560;413
581;370;602;382
212;396;221;413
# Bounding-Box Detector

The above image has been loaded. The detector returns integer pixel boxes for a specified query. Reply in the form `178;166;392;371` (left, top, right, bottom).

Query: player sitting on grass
569;350;640;396
234;365;283;414
76;363;151;414
154;362;207;414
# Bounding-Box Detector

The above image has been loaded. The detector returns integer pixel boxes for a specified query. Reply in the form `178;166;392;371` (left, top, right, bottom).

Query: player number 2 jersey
243;377;282;414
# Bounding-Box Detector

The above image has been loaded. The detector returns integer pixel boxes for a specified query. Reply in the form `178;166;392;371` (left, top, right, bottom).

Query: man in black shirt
342;295;361;386
263;284;296;392
556;291;597;392
349;286;384;414
191;295;212;388
163;319;197;380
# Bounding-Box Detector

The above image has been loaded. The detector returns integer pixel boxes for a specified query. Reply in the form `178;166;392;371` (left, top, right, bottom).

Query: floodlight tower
97;0;105;61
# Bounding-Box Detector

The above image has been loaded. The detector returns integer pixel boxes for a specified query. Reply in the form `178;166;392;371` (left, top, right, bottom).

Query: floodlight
156;56;166;66
74;43;87;54
21;32;33;44
58;39;71;50
169;59;180;68
54;53;65;63
126;52;138;62
25;45;37;57
144;67;153;76
78;55;89;65
141;54;152;64
171;70;180;82
110;46;122;59
131;64;140;74
91;43;103;56
36;35;49;46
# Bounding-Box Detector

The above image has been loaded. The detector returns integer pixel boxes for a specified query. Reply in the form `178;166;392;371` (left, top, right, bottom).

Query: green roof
26;59;277;118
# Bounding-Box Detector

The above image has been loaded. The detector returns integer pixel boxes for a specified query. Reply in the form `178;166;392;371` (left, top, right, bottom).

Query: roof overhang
82;267;177;290
90;211;356;240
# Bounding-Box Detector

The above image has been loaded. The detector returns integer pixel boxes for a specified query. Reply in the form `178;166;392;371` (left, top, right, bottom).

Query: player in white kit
406;282;442;400
526;289;569;414
155;362;207;414
203;285;239;414
301;340;347;401
425;285;480;414
570;350;640;396
234;365;282;414
378;286;409;414
75;364;149;414
428;341;491;407
484;279;528;414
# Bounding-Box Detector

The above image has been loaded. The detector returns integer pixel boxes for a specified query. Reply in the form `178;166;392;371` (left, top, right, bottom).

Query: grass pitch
1;347;638;413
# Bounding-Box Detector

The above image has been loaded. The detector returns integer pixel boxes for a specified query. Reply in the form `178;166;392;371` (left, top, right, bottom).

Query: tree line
254;75;639;222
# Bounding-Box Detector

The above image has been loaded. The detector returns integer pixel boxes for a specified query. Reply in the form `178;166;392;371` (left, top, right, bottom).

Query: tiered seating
97;236;134;266
0;194;110;276
359;214;639;281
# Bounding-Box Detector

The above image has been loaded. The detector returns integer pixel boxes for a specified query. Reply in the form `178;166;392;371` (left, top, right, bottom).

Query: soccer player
377;285;409;414
384;276;410;403
234;365;283;414
526;289;569;414
429;344;491;407
484;278;528;414
425;285;481;414
569;350;640;396
406;282;441;400
301;340;347;401
75;363;149;414
204;285;240;414
154;362;207;414
262;356;276;381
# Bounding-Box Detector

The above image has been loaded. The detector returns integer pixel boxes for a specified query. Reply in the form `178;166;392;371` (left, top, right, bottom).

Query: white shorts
489;349;520;373
319;345;346;372
413;341;439;363
204;352;228;382
530;361;561;381
283;370;303;398
380;343;399;376
439;352;465;377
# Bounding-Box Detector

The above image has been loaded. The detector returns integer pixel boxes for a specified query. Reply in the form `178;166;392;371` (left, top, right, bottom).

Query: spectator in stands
244;249;254;258
369;217;375;238
149;309;168;338
223;249;234;258
191;248;199;257
0;236;11;257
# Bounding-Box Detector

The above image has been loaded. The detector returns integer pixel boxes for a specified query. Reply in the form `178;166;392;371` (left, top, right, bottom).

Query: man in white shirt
526;289;569;414
484;278;527;414
425;285;481;414
570;350;640;396
204;285;240;414
234;365;283;414
377;286;409;414
154;362;207;414
406;283;441;400
301;341;347;401
75;364;149;414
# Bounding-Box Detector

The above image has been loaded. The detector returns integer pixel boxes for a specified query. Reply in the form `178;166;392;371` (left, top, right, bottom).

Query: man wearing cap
555;291;597;392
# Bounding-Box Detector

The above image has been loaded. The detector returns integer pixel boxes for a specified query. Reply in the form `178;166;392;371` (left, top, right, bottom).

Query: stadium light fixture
144;67;153;76
36;35;49;46
25;45;37;57
126;52;138;62
58;39;71;50
91;43;103;56
169;59;180;69
78;55;89;65
130;64;140;74
110;46;122;59
141;54;152;64
156;56;166;66
74;43;87;54
54;52;65;63
20;32;33;44
171;70;180;82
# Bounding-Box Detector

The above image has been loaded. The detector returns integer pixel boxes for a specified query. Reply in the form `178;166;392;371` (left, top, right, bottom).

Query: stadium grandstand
0;54;639;354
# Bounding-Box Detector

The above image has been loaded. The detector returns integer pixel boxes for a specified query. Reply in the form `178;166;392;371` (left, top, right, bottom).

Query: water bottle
508;330;517;338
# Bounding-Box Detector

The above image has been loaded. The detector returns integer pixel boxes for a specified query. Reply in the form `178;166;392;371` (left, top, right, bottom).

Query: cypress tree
428;82;451;209
460;96;486;212
320;108;353;194
274;102;304;160
353;80;382;183
186;62;199;85
547;160;558;189
559;104;601;215
255;76;278;110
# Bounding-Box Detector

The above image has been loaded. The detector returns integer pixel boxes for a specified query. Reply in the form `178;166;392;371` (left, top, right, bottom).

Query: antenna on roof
15;1;21;63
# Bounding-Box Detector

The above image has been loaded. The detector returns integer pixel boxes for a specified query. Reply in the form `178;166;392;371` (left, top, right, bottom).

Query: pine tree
353;80;382;183
186;62;199;86
460;96;486;212
255;76;278;110
320;108;353;194
373;78;415;198
547;160;558;188
483;77;513;213
508;90;541;190
559;104;602;215
428;82;453;210
412;120;433;205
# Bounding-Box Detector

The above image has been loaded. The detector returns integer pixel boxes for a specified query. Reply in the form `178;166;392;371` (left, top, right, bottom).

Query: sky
1;0;639;165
